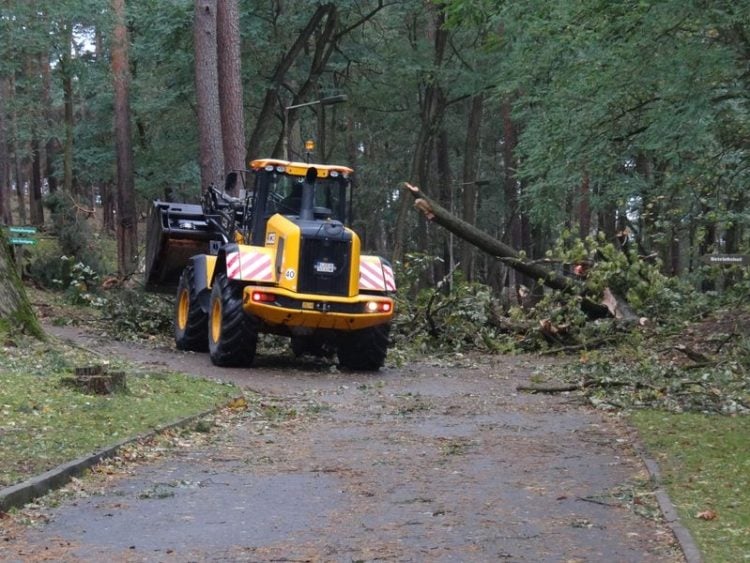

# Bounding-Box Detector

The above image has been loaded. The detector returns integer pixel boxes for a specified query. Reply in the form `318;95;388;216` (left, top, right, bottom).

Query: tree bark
0;76;10;224
0;228;44;338
436;127;452;282
111;0;138;277
460;94;484;282
194;0;224;192
578;171;591;239
216;0;245;194
23;54;44;226
10;77;26;225
61;23;75;195
41;49;58;195
29;137;44;225
501;99;529;298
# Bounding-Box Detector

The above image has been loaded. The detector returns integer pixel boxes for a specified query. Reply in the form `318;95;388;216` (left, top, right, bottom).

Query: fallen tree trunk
405;183;574;292
403;182;641;323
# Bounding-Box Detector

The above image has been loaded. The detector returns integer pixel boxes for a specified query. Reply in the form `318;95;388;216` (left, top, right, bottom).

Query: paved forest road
2;326;682;562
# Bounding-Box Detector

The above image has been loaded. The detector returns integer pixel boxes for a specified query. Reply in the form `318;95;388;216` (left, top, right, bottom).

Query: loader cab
248;158;353;246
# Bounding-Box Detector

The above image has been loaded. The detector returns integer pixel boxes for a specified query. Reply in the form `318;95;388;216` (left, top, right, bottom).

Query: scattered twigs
576;496;621;508
673;344;713;364
516;383;581;393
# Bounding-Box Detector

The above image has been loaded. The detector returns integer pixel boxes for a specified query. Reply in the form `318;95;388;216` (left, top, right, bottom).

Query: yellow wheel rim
177;289;189;330
211;297;222;344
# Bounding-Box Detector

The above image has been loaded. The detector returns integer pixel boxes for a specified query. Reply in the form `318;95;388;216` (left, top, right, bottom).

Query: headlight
364;301;392;313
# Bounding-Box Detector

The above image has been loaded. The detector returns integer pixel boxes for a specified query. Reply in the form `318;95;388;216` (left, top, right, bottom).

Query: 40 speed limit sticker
285;268;296;280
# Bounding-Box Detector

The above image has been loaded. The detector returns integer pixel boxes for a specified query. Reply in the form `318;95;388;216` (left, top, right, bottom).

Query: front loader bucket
144;201;214;292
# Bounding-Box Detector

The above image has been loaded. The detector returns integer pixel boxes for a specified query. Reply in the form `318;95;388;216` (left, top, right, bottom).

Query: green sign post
7;226;38;246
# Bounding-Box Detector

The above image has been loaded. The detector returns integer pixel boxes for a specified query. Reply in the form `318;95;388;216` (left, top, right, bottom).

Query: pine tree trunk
194;0;224;192
9;75;25;224
578;172;591;239
0;229;44;338
29;137;44;225
42;52;58;195
111;0;138;277
460;94;484;282
216;0;244;194
62;24;75;195
0;76;10;224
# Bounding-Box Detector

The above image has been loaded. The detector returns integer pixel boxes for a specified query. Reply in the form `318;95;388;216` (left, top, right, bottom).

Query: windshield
268;174;350;223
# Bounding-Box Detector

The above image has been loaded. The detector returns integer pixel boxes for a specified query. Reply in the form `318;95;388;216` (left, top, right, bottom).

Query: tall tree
0;76;9;224
393;3;450;264
10;76;25;225
194;0;224;192
216;0;245;194
460;93;484;281
111;0;137;276
244;4;334;161
60;22;75;195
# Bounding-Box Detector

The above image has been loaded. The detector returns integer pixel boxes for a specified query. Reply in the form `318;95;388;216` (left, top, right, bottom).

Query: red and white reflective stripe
359;260;384;290
383;264;396;291
359;259;386;291
226;250;274;282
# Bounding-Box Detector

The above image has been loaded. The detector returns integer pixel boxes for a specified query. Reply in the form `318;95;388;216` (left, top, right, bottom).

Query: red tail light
252;291;275;303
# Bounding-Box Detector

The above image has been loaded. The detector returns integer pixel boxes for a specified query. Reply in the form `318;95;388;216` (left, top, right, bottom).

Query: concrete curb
0;407;218;513
632;440;704;563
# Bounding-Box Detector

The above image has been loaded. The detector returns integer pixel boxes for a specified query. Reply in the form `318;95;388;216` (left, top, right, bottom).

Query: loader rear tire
175;265;208;352
208;273;258;367
336;323;390;371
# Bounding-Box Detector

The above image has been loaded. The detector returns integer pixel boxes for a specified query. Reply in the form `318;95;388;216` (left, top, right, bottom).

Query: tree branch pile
516;309;750;414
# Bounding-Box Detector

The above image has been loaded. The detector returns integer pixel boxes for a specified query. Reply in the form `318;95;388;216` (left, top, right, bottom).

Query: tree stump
62;365;127;395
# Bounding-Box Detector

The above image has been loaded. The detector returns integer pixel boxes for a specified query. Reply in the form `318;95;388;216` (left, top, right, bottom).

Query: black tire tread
175;265;208;352
337;323;390;371
209;273;257;367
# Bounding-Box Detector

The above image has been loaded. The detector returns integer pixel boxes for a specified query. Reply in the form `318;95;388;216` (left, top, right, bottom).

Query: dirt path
1;326;682;562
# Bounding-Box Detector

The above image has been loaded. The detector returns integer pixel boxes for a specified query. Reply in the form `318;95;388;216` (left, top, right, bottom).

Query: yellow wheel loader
145;159;395;370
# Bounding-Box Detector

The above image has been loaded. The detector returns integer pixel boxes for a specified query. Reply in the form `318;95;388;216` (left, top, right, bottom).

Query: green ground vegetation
0;332;238;489
630;411;750;563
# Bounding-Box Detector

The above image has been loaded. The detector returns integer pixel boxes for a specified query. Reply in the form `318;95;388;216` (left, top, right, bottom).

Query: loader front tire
175;265;208;352
336;323;390;371
208;273;257;367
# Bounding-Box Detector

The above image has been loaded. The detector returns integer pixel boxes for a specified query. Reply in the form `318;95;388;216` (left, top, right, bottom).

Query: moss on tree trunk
0;229;45;339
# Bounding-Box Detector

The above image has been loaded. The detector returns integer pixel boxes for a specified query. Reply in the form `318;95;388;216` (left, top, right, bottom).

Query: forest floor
0;321;685;562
